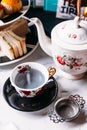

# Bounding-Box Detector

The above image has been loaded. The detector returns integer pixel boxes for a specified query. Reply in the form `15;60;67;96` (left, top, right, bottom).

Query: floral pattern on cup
17;65;31;73
56;55;87;69
20;86;45;97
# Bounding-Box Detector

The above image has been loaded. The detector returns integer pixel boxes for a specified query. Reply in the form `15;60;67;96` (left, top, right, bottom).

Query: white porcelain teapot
29;16;87;79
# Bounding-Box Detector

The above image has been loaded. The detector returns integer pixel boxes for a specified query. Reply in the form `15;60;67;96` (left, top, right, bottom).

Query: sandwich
7;30;27;55
2;18;29;37
0;30;27;60
0;34;14;60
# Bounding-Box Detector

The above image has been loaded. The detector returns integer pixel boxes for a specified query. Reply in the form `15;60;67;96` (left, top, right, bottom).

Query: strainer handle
48;109;65;123
69;94;85;109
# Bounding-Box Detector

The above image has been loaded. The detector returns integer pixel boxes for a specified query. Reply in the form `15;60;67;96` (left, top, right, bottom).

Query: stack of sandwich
0;18;29;60
0;30;27;60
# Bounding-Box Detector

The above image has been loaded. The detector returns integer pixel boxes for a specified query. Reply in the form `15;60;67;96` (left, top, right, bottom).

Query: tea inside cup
15;67;45;90
10;62;49;97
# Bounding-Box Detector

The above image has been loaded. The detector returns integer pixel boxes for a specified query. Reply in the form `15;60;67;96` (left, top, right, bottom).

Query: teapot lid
55;16;87;45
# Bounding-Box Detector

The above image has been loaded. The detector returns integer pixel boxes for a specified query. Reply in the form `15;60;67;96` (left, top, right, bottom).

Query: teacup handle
48;66;56;78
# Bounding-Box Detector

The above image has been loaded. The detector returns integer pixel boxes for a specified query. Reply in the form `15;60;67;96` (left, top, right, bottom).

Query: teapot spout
29;17;52;57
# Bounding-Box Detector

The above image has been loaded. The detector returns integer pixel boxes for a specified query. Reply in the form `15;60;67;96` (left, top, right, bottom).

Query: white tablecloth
0;45;87;130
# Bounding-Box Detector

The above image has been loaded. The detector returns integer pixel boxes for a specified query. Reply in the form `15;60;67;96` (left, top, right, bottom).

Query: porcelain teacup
10;62;56;98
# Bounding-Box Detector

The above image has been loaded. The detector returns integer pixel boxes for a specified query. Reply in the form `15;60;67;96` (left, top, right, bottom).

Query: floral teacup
10;62;56;98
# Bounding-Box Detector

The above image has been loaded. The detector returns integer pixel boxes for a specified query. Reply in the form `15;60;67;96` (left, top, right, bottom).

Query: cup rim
10;62;49;91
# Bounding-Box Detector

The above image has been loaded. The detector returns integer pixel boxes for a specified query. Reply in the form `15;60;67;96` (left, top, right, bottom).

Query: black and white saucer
3;77;58;112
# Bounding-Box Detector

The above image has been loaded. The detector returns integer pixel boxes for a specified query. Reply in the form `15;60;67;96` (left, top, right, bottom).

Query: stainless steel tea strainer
48;94;85;123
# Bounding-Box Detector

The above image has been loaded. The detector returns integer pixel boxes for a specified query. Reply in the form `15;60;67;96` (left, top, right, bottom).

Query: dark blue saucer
3;77;58;112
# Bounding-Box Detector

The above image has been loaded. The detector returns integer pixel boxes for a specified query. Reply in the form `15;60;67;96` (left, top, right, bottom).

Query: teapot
29;16;87;79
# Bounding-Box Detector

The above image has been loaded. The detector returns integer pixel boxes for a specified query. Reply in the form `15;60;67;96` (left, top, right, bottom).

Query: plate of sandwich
0;17;38;66
0;0;30;26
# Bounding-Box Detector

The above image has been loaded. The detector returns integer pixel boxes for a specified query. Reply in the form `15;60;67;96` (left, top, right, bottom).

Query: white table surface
0;45;87;130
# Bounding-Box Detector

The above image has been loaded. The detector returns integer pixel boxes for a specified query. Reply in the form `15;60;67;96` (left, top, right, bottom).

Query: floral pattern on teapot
68;34;77;39
56;55;87;70
61;24;77;40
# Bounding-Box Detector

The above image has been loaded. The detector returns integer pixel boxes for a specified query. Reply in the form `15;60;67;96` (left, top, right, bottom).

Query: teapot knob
74;16;80;28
